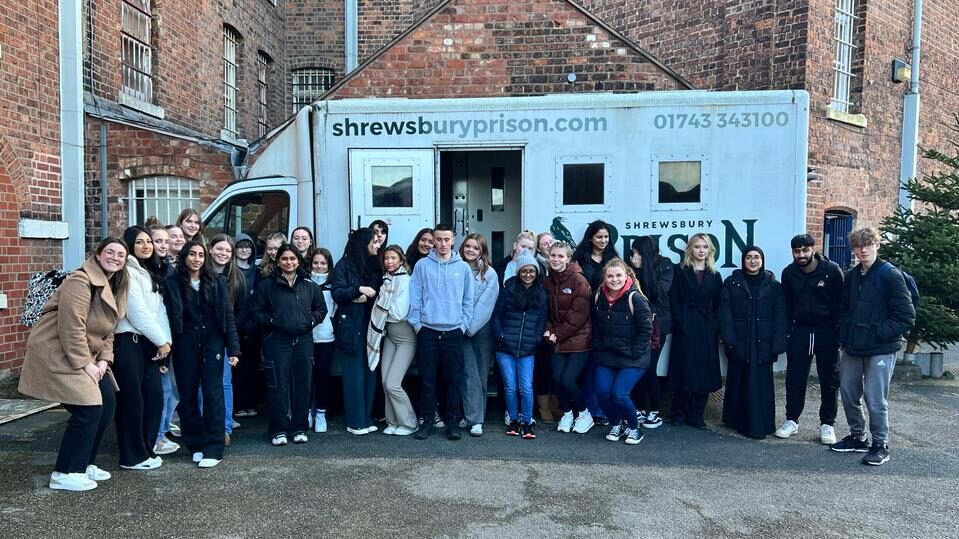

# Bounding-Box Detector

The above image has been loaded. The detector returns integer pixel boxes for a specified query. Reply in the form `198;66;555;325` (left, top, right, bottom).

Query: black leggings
312;341;335;411
551;351;589;412
631;346;663;412
56;378;115;473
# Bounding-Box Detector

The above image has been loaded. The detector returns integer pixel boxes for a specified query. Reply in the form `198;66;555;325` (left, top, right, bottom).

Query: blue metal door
824;212;855;269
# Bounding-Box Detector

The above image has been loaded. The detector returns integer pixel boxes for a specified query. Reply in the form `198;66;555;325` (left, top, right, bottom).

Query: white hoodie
311;272;336;343
115;256;172;347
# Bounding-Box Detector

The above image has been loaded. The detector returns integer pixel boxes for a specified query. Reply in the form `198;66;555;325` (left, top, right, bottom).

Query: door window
203;190;290;254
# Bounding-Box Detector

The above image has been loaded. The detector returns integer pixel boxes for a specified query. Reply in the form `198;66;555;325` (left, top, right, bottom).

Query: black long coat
667;264;722;393
330;257;383;356
718;270;788;364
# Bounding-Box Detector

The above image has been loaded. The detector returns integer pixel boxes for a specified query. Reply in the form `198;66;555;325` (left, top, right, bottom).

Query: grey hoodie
409;249;475;333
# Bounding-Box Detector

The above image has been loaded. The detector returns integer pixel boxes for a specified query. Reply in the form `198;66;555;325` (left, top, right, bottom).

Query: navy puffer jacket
491;277;548;357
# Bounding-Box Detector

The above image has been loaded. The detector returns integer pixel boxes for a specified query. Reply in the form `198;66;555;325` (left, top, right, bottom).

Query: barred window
223;26;239;138
257;52;272;138
831;0;857;113
292;68;334;113
121;0;153;103
128;177;201;226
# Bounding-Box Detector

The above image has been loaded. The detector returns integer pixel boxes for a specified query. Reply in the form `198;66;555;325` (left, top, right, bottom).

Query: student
832;227;915;465
176;208;204;245
460;233;499;437
532;233;562;422
208;234;250;444
310;248;336;433
628;236;673;429
776;233;844;444
149;225;180;453
534;232;554;275
232;233;261;420
367;245;418;435
573;220;620;292
291;226;314;262
164;240;240;468
592;259;653;446
147;225;174;276
165;225;185;263
331;228;383;435
113;226;172;469
409;224;475;440
494;230;536;287
405;227;434;269
668;233;723;429
19;237;128;491
492;252;548;439
543;242;594;434
258;232;287;284
370;220;389;258
252;243;326;445
719;246;787;439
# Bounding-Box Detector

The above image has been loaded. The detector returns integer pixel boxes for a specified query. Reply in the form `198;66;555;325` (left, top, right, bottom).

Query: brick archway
0;135;31;372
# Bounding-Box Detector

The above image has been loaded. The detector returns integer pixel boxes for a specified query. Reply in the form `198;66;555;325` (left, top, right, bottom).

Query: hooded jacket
252;267;327;338
235;233;259;297
466;265;499;336
310;271;336;343
781;253;843;329
331;255;383;355
591;282;653;370
164;272;242;358
492;276;548;357
408;249;475;333
839;258;916;355
544;260;592;353
719;269;788;364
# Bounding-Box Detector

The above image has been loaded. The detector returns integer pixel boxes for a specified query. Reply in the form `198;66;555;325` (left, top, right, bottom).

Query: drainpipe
100;122;108;238
898;0;922;210
60;0;86;267
345;0;358;72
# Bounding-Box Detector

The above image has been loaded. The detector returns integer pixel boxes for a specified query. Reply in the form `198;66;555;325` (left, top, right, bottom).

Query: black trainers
506;420;520;436
521;423;536;439
861;442;890;466
830;434;869;453
415;421;433;440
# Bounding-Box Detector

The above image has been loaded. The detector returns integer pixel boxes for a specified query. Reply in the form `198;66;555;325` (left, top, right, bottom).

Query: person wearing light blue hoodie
409;224;475;440
459;233;499;437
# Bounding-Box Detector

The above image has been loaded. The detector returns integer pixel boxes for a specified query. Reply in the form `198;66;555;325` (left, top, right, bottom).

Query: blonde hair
601;258;648;301
848;227;880;248
259;232;288;277
681;233;718;273
515;230;536;244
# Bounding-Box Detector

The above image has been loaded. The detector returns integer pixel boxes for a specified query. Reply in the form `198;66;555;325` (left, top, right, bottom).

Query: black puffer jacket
591;284;653;370
839;258;915;356
331;257;383;356
250;268;327;338
781;253;843;329
719;270;788;364
164;273;241;357
491;277;549;357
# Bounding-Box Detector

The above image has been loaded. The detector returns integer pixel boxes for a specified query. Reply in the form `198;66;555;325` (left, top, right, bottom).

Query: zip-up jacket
719;270;788;364
591;283;653;370
251;268;327;338
408;250;475;333
839;257;916;355
491;277;548;357
781;253;843;329
310;272;336;343
544;261;592;353
116;255;172;347
331;257;382;355
164;273;241;357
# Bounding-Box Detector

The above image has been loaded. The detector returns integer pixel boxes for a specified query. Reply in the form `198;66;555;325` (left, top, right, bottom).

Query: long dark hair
123;225;165;294
291;226;315;259
509;265;543;311
405;227;433;268
370;220;389;257
573;220;619;265
630;236;661;304
177;239;218;303
341;228;379;280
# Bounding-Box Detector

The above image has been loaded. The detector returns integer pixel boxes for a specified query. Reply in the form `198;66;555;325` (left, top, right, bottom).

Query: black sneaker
521;423;536;439
506;420;520;436
415;421;433;440
861;442;890;466
830;434;869;453
594;416;611;427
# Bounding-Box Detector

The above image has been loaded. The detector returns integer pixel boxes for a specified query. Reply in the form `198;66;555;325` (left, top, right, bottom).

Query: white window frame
831;0;857;113
650;153;710;212
222;26;239;139
554;155;612;213
292;68;335;113
257;52;271;138
120;0;153;104
127;176;200;226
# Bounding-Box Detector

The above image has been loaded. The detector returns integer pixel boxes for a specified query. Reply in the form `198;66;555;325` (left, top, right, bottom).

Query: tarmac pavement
1;372;958;539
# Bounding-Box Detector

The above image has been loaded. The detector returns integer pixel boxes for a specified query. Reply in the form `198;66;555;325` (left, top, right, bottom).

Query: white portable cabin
204;90;809;275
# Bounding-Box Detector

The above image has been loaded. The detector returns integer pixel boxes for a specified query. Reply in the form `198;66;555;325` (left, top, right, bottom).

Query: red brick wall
286;0;345;111
332;0;686;99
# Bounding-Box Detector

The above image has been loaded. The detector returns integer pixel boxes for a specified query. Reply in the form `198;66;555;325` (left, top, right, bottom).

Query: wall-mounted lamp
892;59;911;83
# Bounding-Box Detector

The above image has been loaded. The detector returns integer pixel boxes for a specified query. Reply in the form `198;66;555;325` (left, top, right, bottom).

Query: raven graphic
550;216;577;249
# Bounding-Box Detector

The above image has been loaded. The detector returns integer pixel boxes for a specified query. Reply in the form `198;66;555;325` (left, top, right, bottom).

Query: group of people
18;213;915;492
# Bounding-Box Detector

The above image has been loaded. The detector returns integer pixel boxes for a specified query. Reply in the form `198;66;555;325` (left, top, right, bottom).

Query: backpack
20;269;72;327
874;261;920;311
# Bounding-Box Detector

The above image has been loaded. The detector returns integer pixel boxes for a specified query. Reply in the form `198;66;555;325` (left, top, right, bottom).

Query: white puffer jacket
311;272;335;343
115;256;172;347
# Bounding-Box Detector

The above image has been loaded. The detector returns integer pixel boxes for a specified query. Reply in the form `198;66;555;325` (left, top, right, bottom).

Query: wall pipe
898;0;922;210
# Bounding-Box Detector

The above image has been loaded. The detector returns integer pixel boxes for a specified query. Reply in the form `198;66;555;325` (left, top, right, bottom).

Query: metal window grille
223;26;239;138
831;0;857;113
121;0;153;103
128;177;200;226
292;68;334;113
257;53;270;138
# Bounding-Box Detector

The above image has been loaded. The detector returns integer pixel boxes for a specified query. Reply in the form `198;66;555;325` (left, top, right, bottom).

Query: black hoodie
780;253;843;329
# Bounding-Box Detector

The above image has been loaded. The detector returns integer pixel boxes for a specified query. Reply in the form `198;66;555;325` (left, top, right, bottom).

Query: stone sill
219;130;249;147
118;93;165;119
826;106;867;128
19;219;69;239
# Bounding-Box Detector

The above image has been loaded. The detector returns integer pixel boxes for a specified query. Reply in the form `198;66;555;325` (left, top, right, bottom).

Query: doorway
439;150;523;261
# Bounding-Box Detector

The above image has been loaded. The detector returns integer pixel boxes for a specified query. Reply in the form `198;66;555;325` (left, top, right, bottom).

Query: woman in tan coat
19;237;129;492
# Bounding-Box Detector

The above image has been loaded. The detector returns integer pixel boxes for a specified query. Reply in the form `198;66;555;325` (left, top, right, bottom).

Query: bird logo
550;216;577;248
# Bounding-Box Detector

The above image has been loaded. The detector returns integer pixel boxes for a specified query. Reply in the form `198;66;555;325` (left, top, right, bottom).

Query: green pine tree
880;114;959;352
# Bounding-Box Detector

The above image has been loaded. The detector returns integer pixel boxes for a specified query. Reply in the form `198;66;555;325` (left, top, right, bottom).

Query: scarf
366;267;408;371
602;275;634;306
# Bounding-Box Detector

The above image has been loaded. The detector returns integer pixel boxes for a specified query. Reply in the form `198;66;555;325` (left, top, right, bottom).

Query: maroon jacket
544;261;592;353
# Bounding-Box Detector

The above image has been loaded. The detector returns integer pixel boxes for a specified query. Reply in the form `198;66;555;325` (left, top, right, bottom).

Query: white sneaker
394;425;418;436
504;412;511;426
313;411;327;433
231;419;241;429
85;465;111;481
820;424;837;445
192;452;204;463
293;433;308;443
347;427;370;436
153;437;180;455
120;456;162;470
307;412;313;429
49;471;97;492
470;424;483;437
197;458;221;468
557;411;574;433
573;410;594;434
775;420;799;439
383;425;397;435
271;434;289;446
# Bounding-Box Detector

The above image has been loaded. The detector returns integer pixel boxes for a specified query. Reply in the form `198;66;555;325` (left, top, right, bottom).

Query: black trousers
417;327;465;424
56;378;115;474
263;333;313;436
173;329;226;460
113;333;163;466
631;346;664;412
234;334;261;412
312;341;335;411
672;390;709;424
533;340;553;396
551;351;589;412
785;326;840;425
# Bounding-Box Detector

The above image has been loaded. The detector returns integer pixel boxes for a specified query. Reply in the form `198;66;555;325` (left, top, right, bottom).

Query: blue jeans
157;362;180;443
595;365;646;429
584;357;606;419
495;352;534;424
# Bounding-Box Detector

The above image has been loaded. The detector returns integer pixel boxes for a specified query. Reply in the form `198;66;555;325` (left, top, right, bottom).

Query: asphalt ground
1;373;958;539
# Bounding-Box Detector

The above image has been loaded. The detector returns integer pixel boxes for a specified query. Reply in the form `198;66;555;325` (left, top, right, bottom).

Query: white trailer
203;90;809;276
